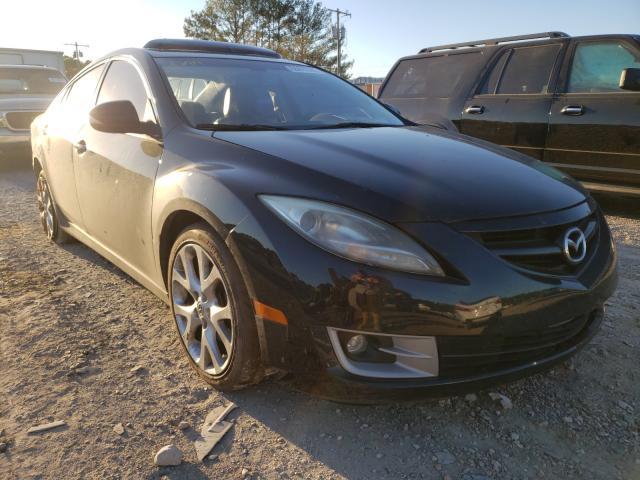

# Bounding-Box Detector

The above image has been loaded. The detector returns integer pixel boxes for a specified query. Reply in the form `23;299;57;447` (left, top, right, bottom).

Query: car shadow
221;379;447;479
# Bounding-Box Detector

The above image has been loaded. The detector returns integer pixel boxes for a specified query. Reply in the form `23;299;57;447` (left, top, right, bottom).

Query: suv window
478;51;509;94
382;52;484;98
65;65;105;115
568;41;640;93
97;60;150;121
495;44;561;94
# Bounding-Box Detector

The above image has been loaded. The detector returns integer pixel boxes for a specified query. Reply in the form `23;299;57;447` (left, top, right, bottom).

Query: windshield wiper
304;122;400;130
196;123;290;131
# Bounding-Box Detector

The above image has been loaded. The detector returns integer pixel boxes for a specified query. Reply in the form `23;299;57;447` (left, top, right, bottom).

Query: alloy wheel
36;173;55;240
171;243;234;376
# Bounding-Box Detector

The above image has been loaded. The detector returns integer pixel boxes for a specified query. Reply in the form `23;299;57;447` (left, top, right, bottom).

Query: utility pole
328;8;351;77
65;42;90;60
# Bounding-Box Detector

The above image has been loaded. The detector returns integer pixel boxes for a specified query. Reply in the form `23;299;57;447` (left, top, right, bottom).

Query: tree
63;55;90;78
183;0;352;78
324;31;354;79
184;0;254;43
287;0;330;63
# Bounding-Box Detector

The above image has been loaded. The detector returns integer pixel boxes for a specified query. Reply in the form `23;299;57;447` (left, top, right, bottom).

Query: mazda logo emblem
563;227;587;264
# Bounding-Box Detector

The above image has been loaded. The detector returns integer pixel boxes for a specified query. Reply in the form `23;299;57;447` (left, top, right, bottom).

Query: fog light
346;334;368;355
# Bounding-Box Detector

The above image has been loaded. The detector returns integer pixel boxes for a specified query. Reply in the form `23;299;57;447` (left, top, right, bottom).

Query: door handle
74;140;87;154
560;105;584;116
465;105;485;115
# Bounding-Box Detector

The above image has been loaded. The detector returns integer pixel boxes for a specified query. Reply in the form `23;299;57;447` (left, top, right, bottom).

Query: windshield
155;57;404;130
0;67;66;95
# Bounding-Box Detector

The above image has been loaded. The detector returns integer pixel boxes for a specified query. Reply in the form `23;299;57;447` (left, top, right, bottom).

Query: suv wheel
168;224;263;390
36;170;69;243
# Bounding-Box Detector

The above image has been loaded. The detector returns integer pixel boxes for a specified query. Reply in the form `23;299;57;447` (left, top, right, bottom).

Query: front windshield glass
155;57;404;130
0;68;66;95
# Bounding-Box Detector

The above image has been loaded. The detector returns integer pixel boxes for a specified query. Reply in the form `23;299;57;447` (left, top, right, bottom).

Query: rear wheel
36;170;69;243
168;224;263;390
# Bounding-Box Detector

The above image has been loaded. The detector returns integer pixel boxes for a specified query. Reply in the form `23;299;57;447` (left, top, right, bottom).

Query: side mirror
89;100;160;139
619;68;640;91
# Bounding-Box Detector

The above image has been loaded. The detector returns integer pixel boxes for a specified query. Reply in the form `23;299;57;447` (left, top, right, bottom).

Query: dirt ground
1;166;639;480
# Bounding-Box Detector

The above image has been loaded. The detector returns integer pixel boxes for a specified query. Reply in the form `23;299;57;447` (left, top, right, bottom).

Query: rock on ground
154;444;183;466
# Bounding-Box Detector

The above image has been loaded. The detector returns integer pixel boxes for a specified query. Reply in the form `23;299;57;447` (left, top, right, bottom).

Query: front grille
468;212;599;276
5;111;42;130
438;310;599;378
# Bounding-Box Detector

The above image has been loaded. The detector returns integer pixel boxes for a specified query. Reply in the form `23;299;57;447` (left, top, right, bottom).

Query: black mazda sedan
30;39;617;398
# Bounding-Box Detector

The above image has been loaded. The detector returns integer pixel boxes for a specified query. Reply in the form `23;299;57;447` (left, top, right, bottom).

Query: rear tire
36;170;70;244
168;223;263;390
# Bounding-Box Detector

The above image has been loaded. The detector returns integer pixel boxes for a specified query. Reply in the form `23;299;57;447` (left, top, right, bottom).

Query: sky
2;0;639;78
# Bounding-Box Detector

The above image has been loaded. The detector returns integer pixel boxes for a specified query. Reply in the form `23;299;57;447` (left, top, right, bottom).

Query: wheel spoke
198;335;208;370
202;327;224;371
174;302;198;334
209;304;232;352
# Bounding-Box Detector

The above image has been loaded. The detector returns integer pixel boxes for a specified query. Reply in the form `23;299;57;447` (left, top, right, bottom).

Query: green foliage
63;55;90;79
183;0;352;78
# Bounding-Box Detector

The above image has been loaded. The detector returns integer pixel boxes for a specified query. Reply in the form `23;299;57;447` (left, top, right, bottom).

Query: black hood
215;126;587;223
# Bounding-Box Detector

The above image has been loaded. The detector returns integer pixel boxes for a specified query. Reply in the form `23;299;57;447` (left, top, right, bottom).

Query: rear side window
495;44;561;94
382;52;483;98
64;65;105;116
568;41;640;93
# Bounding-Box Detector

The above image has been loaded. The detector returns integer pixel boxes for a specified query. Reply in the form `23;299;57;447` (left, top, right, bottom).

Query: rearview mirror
89;100;160;139
619;68;640;91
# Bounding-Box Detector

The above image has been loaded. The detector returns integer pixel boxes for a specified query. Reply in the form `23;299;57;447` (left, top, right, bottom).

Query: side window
478;50;509;94
64;65;105;117
381;52;484;99
568;41;640;93
496;44;561;94
97;60;152;121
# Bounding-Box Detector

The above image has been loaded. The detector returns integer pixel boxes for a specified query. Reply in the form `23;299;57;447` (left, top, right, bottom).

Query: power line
328;8;351;77
65;42;90;60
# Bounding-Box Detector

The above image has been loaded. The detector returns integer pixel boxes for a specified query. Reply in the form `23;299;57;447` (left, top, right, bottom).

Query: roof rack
144;39;282;59
419;32;570;54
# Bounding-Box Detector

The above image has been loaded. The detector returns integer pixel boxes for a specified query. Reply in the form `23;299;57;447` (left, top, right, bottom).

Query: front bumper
229;201;618;398
293;307;604;402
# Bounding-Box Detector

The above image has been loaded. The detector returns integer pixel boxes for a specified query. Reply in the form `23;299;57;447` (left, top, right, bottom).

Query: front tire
36;170;69;244
168;223;263;390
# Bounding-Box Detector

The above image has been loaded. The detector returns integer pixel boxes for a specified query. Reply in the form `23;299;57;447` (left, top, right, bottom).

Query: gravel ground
1;166;639;480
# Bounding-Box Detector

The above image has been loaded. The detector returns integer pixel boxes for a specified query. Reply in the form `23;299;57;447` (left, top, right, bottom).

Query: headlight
260;195;444;276
0;114;7;129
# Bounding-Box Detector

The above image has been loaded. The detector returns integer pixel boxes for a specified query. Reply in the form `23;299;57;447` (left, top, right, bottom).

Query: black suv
379;32;640;196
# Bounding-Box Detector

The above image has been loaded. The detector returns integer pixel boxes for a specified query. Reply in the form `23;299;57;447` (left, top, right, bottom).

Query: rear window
382;52;483;99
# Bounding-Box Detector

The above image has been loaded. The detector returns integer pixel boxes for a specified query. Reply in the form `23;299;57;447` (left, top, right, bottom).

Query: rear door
74;59;162;277
459;43;565;159
546;37;640;189
43;64;105;227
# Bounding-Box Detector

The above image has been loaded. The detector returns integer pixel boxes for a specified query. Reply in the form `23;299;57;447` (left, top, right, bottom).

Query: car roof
401;33;639;61
144;38;282;59
87;40;302;71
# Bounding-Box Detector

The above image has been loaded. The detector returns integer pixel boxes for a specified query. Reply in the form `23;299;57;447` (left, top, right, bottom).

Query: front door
74;59;162;278
460;43;564;160
546;38;640;189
